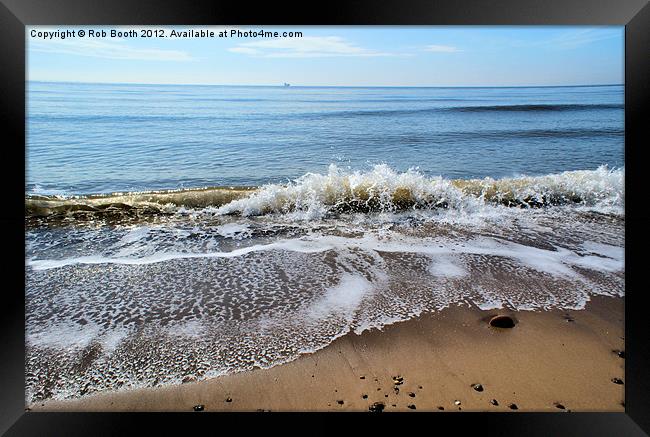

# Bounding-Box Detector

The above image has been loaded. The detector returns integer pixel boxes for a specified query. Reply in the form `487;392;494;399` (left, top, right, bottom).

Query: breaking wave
26;165;624;222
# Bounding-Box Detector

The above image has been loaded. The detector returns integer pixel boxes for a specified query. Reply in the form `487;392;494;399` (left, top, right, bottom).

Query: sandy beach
31;295;624;412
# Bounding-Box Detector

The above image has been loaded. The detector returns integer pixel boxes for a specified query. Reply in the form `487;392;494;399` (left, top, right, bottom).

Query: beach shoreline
31;295;625;412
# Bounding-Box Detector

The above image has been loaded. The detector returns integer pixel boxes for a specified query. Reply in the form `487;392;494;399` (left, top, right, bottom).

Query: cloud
505;28;622;50
29;38;193;62
546;28;621;49
423;44;461;53
228;36;396;58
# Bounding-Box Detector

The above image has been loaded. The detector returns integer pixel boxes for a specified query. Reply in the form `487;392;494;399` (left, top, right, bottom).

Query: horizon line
26;79;624;89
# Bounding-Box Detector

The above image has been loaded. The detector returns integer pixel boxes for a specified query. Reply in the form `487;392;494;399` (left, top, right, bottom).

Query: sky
26;26;624;87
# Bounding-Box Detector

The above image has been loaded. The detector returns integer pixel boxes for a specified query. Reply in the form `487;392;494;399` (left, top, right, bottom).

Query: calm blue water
27;81;624;195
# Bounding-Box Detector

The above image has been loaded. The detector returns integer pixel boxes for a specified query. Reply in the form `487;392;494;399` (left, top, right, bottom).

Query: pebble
454;400;461;406
489;315;515;328
472;383;484;392
182;375;197;384
337;400;344;405
407;404;416;410
490;399;499;406
554;403;565;410
612;378;624;385
369;402;385;413
225;397;232;402
193;404;204;412
408;392;416;398
509;403;518;410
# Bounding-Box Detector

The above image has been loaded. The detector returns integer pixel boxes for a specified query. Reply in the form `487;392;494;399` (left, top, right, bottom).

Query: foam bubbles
25;189;624;405
428;256;468;278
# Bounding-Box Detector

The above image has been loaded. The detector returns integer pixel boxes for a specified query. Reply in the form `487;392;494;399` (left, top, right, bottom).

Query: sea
25;81;625;403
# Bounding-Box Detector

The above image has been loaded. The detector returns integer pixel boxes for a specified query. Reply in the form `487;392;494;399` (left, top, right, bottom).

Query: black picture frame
1;0;648;435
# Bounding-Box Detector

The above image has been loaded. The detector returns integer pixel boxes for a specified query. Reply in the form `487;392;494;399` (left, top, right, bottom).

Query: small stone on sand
509;403;518;410
611;378;624;385
182;375;197;384
554;403;565;410
472;383;484;392
193;404;204;411
490;399;499;406
369;402;385;412
489;315;515;328
407;404;416;410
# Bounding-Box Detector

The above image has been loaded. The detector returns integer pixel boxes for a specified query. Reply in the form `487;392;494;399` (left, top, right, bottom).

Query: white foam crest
214;164;623;219
487;165;623;207
216;163;468;218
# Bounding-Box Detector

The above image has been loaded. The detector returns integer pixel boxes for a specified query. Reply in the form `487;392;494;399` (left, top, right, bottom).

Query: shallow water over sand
26;203;623;404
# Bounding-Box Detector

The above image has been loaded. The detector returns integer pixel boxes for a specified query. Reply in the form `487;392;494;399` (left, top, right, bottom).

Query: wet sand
31;295;625;412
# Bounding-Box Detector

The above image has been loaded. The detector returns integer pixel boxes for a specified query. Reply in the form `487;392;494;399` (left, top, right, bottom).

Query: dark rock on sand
407;404;416;410
369;402;385;412
438;406;445;410
508;403;518;410
182;375;197;384
614;350;625;359
408;392;416;398
489;315;516;328
362;394;368;399
337;400;344;405
360;376;366;379
392;376;404;385
472;383;484;392
193;404;204;411
611;378;624;385
554;403;566;410
226;397;233;402
490;399;499;406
